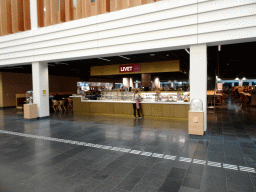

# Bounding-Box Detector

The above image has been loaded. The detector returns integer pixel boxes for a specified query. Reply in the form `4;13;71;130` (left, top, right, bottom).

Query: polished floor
0;101;256;192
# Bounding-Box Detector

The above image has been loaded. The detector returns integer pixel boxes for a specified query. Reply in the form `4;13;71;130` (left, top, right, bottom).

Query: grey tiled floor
0;99;256;192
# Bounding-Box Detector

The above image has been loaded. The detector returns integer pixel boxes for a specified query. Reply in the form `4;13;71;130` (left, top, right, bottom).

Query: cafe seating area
207;86;256;107
51;98;73;112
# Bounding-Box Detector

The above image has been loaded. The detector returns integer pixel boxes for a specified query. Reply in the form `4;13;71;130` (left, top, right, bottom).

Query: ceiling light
150;54;155;56
242;77;246;80
119;56;130;60
98;57;110;62
218;45;221;51
235;77;239;80
185;49;190;54
166;54;169;56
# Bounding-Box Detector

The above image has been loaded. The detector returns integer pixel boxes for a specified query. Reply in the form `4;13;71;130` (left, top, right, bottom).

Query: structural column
32;62;49;118
239;80;243;87
232;82;235;87
123;77;130;89
30;0;38;29
153;77;160;90
190;44;207;131
129;78;134;89
249;81;252;86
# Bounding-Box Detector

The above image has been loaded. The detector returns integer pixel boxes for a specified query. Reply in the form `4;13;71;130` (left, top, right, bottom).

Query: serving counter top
71;96;190;105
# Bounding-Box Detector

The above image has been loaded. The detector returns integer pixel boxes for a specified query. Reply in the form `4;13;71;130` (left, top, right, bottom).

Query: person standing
133;89;142;119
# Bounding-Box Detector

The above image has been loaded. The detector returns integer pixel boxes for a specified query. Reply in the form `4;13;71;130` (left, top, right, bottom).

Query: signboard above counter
90;60;180;76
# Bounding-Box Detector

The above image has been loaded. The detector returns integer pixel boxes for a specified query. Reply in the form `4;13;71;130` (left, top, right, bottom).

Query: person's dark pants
133;103;141;117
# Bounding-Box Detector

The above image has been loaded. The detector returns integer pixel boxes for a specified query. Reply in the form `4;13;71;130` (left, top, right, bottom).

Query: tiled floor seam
0;130;255;175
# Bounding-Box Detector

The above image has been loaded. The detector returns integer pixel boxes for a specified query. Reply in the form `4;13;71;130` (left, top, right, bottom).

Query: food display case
99;91;189;103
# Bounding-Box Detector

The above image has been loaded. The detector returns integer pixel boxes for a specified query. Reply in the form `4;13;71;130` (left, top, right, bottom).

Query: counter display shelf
99;91;190;103
72;91;190;120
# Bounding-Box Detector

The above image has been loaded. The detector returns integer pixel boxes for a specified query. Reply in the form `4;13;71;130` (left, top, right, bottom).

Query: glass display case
26;90;33;104
98;91;190;102
101;92;117;101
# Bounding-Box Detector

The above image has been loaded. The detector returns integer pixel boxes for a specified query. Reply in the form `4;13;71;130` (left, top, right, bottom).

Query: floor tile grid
1;130;255;177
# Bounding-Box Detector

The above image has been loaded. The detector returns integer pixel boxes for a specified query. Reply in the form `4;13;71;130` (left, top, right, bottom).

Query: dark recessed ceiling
0;41;255;80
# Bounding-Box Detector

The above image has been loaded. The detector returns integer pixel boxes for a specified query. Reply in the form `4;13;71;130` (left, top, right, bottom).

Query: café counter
72;96;190;120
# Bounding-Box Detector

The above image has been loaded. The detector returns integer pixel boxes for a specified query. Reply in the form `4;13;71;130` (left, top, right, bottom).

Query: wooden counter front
73;97;189;120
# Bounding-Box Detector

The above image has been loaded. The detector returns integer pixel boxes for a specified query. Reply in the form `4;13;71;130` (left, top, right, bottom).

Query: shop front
73;60;190;120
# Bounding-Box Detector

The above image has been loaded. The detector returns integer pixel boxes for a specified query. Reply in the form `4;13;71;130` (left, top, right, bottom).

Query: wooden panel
105;103;114;114
91;102;110;113
162;104;173;117
151;104;162;117
44;0;51;26
90;2;97;16
72;0;77;20
51;0;61;25
0;1;3;36
73;97;82;111
142;0;154;4
185;104;189;118
110;0;117;12
188;112;204;135
60;0;65;22
173;105;186;118
23;0;31;30
81;102;90;113
11;0;24;33
1;0;12;35
76;0;82;19
97;0;106;15
82;0;91;17
114;103;123;114
117;0;129;10
129;0;141;7
122;103;133;115
141;103;151;116
106;0;110;12
6;0;13;34
65;0;73;21
37;0;44;27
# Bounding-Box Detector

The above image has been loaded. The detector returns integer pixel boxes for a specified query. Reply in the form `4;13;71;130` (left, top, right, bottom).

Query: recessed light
119;56;130;60
150;54;155;56
166;54;169;56
98;58;111;62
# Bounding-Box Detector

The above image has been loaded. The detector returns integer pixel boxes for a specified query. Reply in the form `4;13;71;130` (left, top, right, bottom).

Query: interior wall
0;72;81;107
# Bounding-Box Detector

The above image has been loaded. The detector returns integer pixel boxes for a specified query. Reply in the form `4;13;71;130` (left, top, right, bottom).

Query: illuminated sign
119;65;140;73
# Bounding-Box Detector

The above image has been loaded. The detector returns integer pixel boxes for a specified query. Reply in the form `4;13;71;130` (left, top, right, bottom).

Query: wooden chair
68;99;73;109
53;100;59;112
58;100;66;112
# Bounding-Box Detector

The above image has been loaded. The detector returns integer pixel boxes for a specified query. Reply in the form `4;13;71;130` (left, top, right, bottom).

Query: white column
153;77;160;89
232;82;234;87
171;81;174;88
30;0;38;30
32;62;49;118
239;80;243;86
129;78;134;89
249;81;252;86
123;78;130;89
190;44;207;131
